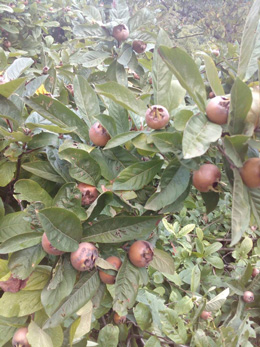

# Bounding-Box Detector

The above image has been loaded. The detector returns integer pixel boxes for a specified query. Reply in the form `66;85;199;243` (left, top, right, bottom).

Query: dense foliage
0;0;260;346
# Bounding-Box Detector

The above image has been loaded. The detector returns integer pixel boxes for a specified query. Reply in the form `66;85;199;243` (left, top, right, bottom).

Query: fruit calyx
145;105;170;129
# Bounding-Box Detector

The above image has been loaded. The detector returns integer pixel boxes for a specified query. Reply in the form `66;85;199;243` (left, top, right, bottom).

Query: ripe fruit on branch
246;88;260;129
77;183;99;205
200;311;212;320
252;268;260;277
112;24;129;42
192;164;221;192
128;240;153;268
12;327;30;347
113;312;126;324
70;242;98;271
145;105;170;129
240;158;260;188
132;40;147;53
206;96;230;125
42;233;65;256
99;256;122;284
243;290;254;303
42;66;49;74
89;122;110;147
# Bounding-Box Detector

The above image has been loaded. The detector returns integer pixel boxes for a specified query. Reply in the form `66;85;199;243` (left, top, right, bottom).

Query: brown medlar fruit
113;312;126;324
243;291;254;303
42;66;49;74
206;96;230;125
192;164;221;192
12;327;30;347
128;240;153;268
70;242;98;271
112;24;129;42
99;256;122;284
200;311;212;320
145;105;170;129
89;122;110;147
240;158;260;188
77;183;99;205
132;40;147;54
41;233;65;256
252;268;259;277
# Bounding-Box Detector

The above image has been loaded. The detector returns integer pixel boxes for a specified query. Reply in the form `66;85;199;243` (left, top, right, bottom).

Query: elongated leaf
228;78;252;135
27;321;53;347
151;132;182;153
0;211;31;242
41;257;76;316
145;161;190;211
182;113;222;159
5;58;34;80
205;288;230;311
249;187;260;228
0;96;22;125
238;0;260;80
44;270;100;328
59;148;101;186
196;51;224;96
87;192;113;221
82;216;160;243
113;159;163;191
158;46;206;111
105;131;143;149
97;325;119;347
223;136;248;167
190;265;201;293
22;161;65;183
113;256;140;316
0;290;43;317
0;233;42;253
38;208;82;252
149;249;175;275
14;179;52;207
73;75;100;127
24;95;89;141
109;101;129;134
96;82;147;116
231;169;250;246
0;161;16;187
8;245;46;280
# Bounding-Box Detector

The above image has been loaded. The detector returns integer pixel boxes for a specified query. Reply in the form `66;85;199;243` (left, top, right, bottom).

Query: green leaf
59;148;101;186
190;265;200;293
0;77;26;98
113;159;163;191
53;183;87;221
83;215;160;243
174;110;194;131
149;248;175;275
72;301;93;341
0;290;43;317
113;256;140;316
0;96;22;125
0;211;31;242
205;255;224;269
0;161;16;187
145;160;190;211
151;132;182;154
46;147;72;183
96;82;147;116
182;113;222;159
86;192;113;221
38;208;82;252
223;135;249;167
109;101;130;134
22;161;65;183
104;131;143;149
0;4;13;12
196;51;224;96
8;245;46;280
231;169;250;246
14;179;52;207
249;187;260;228
228;78;252;135
0;316;27;347
71;51;110;68
73;75;100;127
41;257;77;316
24;75;48;97
43;270;100;328
5;58;34;80
204;242;223;256
0;47;7;70
205;288;230;311
133;303;152;330
97;324;119;347
144;336;161;347
27;321;53;347
24;95;89;141
158;46;206;111
238;0;260;80
0;232;42;253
